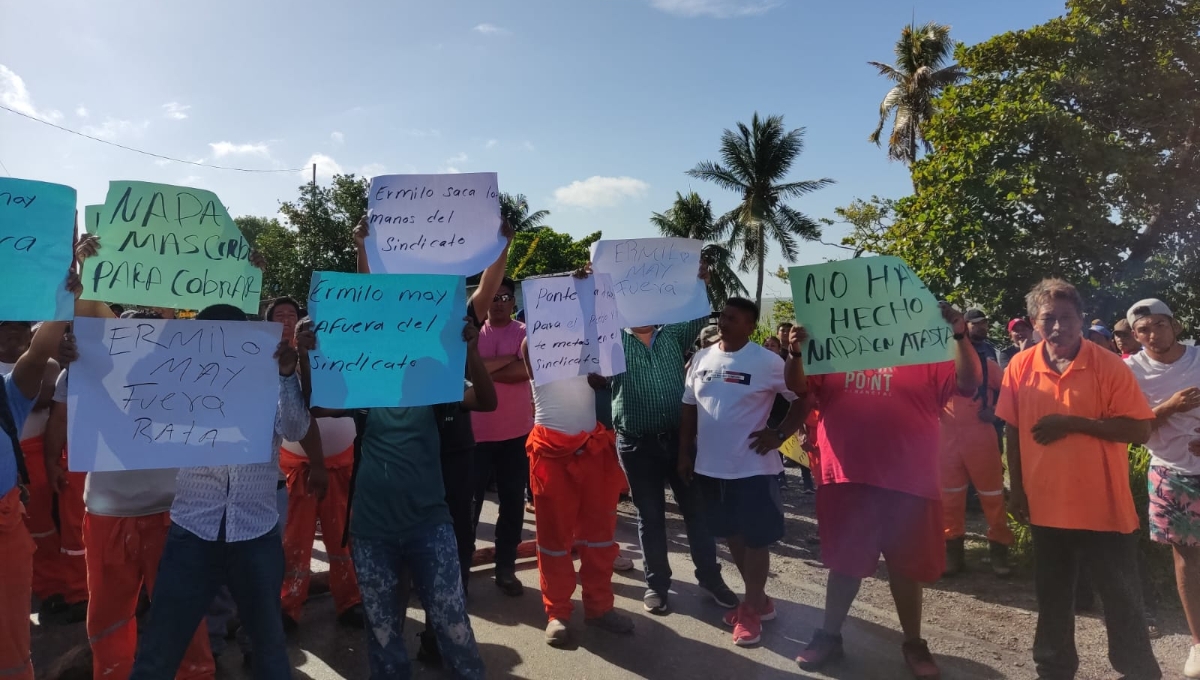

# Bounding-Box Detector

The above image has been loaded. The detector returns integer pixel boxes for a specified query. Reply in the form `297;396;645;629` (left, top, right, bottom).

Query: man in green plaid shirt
608;266;738;615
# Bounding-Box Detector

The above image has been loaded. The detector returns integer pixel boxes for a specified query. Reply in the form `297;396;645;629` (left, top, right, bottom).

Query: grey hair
1025;278;1084;319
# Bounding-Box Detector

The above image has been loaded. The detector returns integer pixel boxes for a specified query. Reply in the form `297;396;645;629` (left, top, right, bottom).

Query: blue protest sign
0;178;76;320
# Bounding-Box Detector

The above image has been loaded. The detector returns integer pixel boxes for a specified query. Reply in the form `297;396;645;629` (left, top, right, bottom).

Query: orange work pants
25;437;87;603
939;420;1013;545
527;424;624;622
0;487;35;680
280;449;360;620
83;512;213;680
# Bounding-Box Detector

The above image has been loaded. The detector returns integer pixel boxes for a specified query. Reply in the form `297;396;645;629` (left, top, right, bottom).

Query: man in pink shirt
790;304;982;679
471;277;534;596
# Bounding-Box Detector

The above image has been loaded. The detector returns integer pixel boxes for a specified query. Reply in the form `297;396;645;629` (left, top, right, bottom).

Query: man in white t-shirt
1125;298;1200;679
679;297;805;648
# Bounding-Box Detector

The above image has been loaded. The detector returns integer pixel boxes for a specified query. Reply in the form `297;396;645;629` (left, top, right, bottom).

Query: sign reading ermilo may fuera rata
81;181;261;314
788;256;954;375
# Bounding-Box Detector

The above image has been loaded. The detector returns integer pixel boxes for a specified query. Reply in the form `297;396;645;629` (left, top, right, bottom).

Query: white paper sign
67;317;284;471
523;274;626;386
365;173;505;275
590;237;710;327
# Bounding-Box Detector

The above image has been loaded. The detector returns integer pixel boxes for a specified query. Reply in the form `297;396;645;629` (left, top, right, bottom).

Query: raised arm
942;303;982;397
469;219;515;324
353;215;371;274
462;319;498;412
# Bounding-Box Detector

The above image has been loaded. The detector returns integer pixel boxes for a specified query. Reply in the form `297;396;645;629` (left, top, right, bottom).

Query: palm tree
650;192;746;309
868;21;965;172
499;192;550;232
688;113;833;308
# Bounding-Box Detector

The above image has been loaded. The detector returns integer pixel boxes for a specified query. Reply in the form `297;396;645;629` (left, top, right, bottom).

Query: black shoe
281;613;299;634
416;629;442;666
943;537;966;577
337;604;366;629
989;540;1012;578
643;589;669;615
495;571;524;597
700;581;739;609
61;600;88;625
38;594;68;622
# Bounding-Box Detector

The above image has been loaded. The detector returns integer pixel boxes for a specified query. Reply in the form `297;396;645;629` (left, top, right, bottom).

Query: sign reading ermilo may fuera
788;256;954;375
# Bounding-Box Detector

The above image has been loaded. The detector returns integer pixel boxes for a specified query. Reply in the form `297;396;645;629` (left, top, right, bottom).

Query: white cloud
0;64;62;122
400;128;440;138
447;152;468;164
302;153;344;181
209;141;270;157
473;23;509;35
554;176;649;208
74;106;88;118
359;162;387;178
484;139;498;149
439;152;469;174
162;101;191;120
81;118;149;140
649;0;779;18
330;131;344;146
177;175;203;186
522;140;536;152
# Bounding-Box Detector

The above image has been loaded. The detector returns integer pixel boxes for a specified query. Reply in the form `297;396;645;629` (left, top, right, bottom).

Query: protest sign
80;181;260;313
306;271;467;408
788;256;953;375
590;237;710;327
67;317;284;471
778;434;809;468
365;173;504;275
83;204;100;233
523;273;626;386
0;178;76;320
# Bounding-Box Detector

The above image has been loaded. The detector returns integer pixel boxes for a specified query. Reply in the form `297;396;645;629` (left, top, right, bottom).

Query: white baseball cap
1126;298;1174;328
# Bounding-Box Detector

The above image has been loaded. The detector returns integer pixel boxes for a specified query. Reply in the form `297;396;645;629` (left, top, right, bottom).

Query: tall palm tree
688;113;833;308
499;192;550;232
650;191;746;309
869;21;965;172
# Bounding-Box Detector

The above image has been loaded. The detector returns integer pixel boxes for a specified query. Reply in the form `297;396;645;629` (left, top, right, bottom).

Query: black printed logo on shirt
697;369;752;385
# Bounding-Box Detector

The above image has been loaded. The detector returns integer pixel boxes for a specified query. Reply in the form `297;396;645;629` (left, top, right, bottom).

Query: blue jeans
616;431;722;594
131;522;290;680
207;483;289;656
353;523;484;680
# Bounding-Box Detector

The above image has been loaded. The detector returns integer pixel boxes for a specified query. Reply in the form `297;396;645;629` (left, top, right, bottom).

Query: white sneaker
1186;643;1200;679
613;555;634;572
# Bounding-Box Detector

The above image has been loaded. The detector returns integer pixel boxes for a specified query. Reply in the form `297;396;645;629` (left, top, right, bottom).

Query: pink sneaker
732;605;762;646
723;597;775;627
902;639;941;679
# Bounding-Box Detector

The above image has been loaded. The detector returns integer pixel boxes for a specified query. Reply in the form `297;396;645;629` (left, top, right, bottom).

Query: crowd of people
0;215;1198;680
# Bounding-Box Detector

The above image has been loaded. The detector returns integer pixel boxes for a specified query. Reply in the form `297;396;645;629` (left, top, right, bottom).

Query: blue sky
1;0;1066;300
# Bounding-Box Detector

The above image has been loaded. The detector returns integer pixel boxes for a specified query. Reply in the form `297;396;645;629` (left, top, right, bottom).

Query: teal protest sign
0;178;76;320
81;181;260;313
306;271;467;408
788;256;954;375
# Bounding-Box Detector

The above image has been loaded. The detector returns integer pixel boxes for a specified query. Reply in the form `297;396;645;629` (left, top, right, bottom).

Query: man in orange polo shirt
997;278;1160;680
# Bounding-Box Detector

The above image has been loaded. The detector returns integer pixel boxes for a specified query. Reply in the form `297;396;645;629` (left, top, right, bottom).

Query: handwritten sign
789;256;953;375
0;178;76;320
365;173;504;275
80;181;260;313
66;317;284;471
306;271;466;408
590;237;709;327
523;274;626;386
778;434;809;468
83;204;101;234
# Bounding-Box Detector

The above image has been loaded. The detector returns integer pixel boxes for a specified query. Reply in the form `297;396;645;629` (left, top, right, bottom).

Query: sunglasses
493;294;515;303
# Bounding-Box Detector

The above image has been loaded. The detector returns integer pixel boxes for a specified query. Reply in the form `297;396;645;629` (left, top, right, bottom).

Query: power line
0;104;305;173
0;156;9;176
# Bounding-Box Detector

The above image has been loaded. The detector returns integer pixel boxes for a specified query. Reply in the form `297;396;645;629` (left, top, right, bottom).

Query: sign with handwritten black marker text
788;256;953;375
590;237;710;327
365;173;505;275
66;317;284;471
523;273;626;386
80;181;261;313
0;177;76;320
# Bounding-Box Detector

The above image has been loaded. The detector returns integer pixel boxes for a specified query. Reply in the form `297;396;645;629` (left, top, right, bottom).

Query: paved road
31;469;1195;679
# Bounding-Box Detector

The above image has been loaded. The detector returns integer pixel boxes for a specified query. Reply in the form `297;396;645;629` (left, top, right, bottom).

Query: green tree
500;193;551;232
868;22;965;172
271;174;369;300
649;191;745;308
508;227;600;279
767;265;796;327
235;216;301;301
688;113;833;309
846;0;1200;329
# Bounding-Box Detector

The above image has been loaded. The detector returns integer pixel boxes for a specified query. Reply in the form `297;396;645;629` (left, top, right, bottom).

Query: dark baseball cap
964;309;988;323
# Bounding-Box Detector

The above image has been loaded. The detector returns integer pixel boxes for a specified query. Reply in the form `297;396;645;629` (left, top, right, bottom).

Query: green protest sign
81;182;260;313
788;256;954;375
84;204;100;233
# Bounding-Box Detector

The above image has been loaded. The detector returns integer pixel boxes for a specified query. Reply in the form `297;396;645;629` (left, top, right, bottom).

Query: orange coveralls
527;423;624;622
938;359;1013;545
279;423;360;621
0;487;35;680
26;434;88;604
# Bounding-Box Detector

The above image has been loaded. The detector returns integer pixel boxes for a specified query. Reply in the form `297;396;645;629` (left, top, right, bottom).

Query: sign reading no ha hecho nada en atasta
788;256;954;375
0;177;77;321
305;271;467;409
589;237;710;327
66;317;284;471
523;273;626;386
81;181;261;314
365;173;505;276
